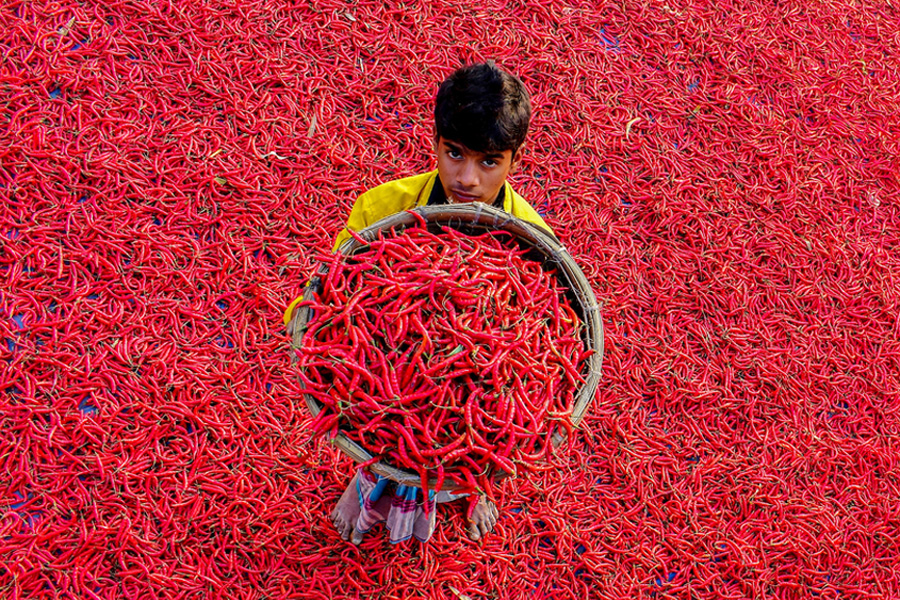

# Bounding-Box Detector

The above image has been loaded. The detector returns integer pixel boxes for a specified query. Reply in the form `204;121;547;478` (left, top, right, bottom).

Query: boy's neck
428;173;506;208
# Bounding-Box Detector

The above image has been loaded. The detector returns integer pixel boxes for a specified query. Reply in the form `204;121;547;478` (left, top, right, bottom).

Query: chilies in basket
297;224;590;497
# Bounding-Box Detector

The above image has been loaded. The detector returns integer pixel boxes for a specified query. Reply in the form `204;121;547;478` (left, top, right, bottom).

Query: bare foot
467;496;499;541
330;474;365;545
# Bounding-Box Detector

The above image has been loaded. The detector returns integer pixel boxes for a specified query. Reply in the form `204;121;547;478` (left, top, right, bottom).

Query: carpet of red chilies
1;1;899;599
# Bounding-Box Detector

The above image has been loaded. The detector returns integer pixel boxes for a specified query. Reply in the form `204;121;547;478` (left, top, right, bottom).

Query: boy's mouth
450;189;479;203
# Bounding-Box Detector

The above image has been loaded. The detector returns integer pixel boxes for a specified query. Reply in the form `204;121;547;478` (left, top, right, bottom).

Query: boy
284;61;553;544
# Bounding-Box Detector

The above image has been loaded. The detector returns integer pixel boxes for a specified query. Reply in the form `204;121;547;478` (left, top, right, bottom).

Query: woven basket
290;203;604;489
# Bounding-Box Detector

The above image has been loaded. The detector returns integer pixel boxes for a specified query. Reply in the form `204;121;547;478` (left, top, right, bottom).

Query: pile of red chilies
297;223;588;497
3;0;900;597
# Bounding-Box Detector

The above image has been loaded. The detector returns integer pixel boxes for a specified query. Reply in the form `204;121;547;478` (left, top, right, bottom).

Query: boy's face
433;136;521;205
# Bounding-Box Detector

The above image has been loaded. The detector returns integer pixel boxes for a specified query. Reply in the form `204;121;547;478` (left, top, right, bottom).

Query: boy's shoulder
360;171;437;206
355;170;553;235
505;185;554;236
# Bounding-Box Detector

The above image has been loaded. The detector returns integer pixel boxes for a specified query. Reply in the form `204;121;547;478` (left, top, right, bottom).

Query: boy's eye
482;159;497;167
448;150;462;159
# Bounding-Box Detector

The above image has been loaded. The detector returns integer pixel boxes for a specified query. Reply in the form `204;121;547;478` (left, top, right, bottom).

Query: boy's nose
458;160;479;188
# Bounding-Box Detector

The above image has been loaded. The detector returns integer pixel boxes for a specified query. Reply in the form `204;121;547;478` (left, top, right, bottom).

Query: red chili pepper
299;225;589;498
6;2;896;595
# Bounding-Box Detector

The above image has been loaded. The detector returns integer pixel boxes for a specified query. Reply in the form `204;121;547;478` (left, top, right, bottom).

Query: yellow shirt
284;170;553;325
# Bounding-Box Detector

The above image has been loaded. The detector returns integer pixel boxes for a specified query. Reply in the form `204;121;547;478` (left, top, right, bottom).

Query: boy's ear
510;145;524;174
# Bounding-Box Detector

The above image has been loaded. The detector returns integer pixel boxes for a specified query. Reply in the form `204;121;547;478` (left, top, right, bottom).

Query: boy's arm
507;187;556;237
332;192;372;252
283;193;371;327
513;203;554;237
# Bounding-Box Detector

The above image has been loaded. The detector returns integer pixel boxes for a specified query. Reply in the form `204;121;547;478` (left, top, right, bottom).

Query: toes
478;518;492;539
351;527;364;545
476;503;498;539
466;497;499;541
467;522;481;541
332;515;350;540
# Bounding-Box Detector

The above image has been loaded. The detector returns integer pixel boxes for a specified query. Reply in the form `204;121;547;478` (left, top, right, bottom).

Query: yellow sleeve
283;195;369;326
332;191;373;252
505;185;555;237
333;172;436;251
283;291;308;326
284;173;435;326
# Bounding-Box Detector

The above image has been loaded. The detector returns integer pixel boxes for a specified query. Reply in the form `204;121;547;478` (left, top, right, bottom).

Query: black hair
434;61;531;156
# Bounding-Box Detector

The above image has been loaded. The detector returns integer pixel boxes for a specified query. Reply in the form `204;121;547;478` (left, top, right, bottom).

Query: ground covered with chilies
1;0;899;598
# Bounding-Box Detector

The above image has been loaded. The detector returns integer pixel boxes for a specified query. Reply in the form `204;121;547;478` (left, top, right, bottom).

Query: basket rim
291;203;604;489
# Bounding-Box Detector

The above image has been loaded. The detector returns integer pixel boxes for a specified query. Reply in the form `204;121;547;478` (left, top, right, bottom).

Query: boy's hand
286;314;296;337
287;304;306;365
